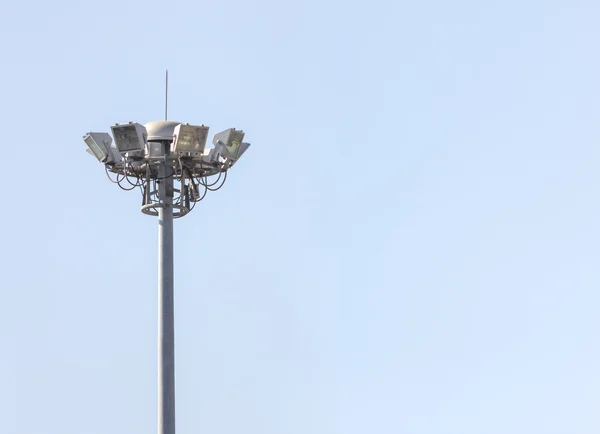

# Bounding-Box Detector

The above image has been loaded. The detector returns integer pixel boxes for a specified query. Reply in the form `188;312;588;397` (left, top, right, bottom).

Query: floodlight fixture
173;123;209;157
213;128;245;161
83;132;113;163
111;122;148;153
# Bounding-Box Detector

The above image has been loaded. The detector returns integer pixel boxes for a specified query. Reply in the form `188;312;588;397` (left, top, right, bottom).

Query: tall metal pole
165;70;169;121
158;144;175;434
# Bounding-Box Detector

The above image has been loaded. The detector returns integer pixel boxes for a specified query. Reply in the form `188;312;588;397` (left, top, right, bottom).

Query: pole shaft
165;70;169;121
158;151;175;434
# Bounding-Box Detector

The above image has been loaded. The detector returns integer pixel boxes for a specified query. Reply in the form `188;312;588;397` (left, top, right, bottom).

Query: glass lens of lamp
174;125;208;153
224;130;244;160
215;128;245;160
84;136;108;162
196;127;208;151
177;131;196;150
113;125;143;152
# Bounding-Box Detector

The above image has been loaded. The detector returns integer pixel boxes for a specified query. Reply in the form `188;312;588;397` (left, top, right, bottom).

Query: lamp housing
83;132;113;163
111;122;148;154
172;124;209;157
212;128;245;161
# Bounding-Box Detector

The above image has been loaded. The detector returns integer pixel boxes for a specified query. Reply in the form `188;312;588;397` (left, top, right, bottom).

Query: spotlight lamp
82;120;250;218
111;122;148;154
83;132;113;163
172;123;209;157
212;128;245;161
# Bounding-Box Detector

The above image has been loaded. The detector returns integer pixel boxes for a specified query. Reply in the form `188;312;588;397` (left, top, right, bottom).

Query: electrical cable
189;177;208;202
203;170;227;191
153;159;179;180
117;178;139;191
105;165;123;184
200;171;222;187
124;165;142;187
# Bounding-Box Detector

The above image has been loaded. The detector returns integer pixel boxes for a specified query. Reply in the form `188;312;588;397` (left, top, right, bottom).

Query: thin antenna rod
165;70;169;121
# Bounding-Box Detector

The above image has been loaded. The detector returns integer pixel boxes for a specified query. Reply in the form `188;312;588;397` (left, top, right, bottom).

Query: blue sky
2;0;600;433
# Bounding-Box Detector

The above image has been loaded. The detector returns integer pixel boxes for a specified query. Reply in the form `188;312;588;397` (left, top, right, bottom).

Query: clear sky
2;0;600;433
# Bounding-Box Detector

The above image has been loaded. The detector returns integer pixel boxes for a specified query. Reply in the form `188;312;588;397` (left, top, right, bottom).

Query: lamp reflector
238;142;251;159
212;128;245;161
225;142;251;166
111;123;147;153
173;124;209;155
83;132;112;163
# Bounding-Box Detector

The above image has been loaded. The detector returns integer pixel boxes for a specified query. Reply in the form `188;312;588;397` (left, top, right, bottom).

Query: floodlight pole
157;145;176;434
85;119;249;434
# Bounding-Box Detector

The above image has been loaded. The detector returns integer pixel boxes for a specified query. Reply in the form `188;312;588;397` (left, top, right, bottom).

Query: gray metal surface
157;142;176;434
146;120;181;141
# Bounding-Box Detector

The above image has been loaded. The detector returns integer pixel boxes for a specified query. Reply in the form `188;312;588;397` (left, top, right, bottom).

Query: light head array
83;120;251;217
